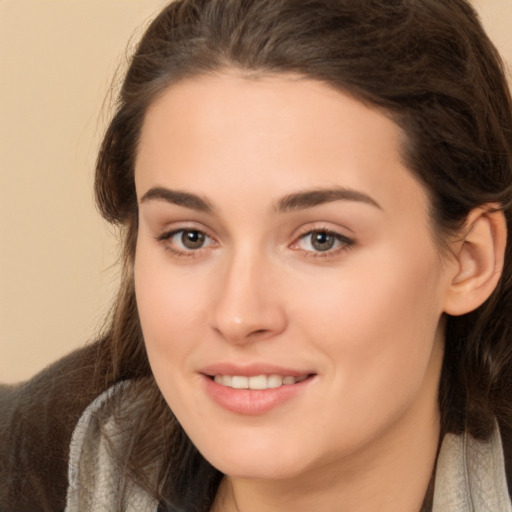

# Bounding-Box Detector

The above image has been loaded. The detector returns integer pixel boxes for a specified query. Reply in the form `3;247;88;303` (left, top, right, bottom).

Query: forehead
135;72;428;219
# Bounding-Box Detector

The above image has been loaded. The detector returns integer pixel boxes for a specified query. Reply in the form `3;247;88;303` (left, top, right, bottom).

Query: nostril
252;329;270;336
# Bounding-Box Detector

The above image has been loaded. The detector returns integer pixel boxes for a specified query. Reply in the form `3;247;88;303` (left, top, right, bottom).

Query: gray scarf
66;383;511;512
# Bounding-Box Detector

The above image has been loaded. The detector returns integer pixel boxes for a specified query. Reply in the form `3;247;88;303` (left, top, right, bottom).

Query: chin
192;431;319;481
209;454;309;481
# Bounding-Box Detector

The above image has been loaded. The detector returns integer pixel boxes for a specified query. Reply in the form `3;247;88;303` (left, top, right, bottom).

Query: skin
134;72;460;512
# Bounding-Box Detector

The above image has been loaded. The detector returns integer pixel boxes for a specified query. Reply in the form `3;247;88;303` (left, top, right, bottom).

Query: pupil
182;230;205;249
312;232;335;251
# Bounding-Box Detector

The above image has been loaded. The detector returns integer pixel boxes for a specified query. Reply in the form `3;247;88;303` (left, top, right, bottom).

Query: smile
204;372;316;415
213;374;309;390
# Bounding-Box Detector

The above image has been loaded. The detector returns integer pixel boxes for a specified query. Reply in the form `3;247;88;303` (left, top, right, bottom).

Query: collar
433;423;512;511
65;381;159;512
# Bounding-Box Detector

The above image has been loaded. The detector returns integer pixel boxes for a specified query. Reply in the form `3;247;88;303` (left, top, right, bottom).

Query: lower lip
202;375;315;415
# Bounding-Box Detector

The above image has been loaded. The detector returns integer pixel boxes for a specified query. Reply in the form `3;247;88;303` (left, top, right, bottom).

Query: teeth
248;375;267;390
232;376;249;389
213;374;308;390
267;375;283;388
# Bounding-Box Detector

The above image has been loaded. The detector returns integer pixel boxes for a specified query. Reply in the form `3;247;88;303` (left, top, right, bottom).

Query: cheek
294;242;442;343
134;250;214;428
134;242;208;377
289;242;445;424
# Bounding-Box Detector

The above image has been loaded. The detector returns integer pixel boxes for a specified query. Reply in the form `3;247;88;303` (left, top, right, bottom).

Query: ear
443;205;507;316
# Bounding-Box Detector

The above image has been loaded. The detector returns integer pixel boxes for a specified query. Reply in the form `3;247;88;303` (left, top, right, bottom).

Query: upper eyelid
292;223;355;241
156;223;215;239
297;227;352;238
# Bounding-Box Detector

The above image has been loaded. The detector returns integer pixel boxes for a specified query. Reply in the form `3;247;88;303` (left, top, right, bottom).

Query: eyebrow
276;187;382;212
139;185;381;213
140;187;213;212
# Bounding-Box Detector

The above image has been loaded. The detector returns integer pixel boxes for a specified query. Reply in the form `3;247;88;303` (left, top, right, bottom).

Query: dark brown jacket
0;342;110;512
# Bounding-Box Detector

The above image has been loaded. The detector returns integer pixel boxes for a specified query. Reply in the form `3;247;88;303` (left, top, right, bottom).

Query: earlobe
443;205;507;316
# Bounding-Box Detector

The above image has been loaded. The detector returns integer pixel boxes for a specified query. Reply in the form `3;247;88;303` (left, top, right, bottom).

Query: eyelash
291;228;355;259
155;227;355;260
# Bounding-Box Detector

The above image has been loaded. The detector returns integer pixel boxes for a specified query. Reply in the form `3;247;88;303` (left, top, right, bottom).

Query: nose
209;251;287;344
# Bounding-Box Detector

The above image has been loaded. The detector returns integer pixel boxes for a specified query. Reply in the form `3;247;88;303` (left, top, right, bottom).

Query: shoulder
65;380;159;511
0;340;112;512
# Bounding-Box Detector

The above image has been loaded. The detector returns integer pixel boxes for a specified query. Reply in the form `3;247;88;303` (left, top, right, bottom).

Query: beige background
1;0;511;383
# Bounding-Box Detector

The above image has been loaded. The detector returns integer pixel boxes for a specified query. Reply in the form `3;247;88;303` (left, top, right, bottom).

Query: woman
1;0;512;511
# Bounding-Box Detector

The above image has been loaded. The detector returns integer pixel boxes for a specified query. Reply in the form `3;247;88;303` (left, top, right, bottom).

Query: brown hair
93;0;512;509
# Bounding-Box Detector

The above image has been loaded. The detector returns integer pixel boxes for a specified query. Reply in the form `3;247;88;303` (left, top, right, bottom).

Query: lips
200;363;316;415
201;362;313;379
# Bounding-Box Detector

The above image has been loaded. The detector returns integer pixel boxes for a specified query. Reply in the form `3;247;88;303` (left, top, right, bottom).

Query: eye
157;228;216;255
178;229;207;249
292;229;354;256
307;231;338;252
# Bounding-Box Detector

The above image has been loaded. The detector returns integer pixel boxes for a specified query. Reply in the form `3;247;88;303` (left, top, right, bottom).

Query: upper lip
200;362;314;378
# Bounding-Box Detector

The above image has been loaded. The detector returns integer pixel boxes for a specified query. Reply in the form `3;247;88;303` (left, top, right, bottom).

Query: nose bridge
211;243;286;343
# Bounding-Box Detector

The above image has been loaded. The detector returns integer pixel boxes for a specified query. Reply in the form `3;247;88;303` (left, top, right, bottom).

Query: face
134;72;452;481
